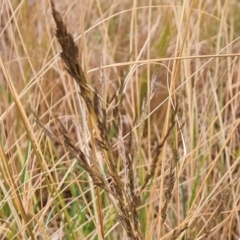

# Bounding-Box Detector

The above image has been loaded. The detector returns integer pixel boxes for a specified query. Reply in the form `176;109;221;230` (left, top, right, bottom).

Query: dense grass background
0;0;240;239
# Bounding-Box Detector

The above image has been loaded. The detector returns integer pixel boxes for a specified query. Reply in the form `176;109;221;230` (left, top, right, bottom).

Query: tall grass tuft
0;0;240;239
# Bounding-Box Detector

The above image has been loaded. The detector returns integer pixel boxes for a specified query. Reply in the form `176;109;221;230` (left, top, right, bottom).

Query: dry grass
0;0;240;239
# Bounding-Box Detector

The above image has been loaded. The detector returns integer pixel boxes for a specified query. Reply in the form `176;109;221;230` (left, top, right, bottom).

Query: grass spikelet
51;0;95;122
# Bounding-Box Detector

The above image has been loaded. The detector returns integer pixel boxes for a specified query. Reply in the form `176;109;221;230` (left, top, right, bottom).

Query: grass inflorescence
39;2;179;239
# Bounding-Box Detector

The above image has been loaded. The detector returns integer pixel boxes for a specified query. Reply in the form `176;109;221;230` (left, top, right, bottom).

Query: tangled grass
0;0;239;239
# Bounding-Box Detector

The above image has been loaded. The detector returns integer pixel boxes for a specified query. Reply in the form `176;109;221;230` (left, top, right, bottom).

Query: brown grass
0;0;240;239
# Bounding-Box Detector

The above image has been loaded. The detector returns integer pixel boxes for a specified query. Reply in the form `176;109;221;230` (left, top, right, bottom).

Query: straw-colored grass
0;0;239;239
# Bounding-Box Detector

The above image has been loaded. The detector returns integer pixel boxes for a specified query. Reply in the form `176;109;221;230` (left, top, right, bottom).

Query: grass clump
0;0;239;239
